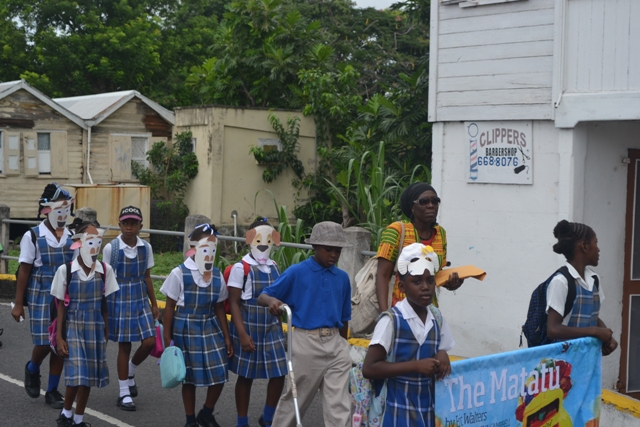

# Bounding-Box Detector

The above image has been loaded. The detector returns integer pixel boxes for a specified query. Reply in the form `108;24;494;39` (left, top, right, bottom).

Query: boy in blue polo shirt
257;221;352;427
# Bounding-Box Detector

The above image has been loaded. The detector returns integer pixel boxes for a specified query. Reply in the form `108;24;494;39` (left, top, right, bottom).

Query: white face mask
194;236;217;283
70;226;104;272
246;224;280;265
41;199;73;238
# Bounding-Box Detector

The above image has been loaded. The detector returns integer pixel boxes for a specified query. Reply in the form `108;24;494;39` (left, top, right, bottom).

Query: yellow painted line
0;274;16;280
602;389;640;418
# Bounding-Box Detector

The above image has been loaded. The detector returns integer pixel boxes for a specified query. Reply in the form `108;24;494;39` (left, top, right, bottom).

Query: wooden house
429;0;640;404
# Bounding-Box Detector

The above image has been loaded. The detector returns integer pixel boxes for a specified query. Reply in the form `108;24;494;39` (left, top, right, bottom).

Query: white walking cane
281;304;303;427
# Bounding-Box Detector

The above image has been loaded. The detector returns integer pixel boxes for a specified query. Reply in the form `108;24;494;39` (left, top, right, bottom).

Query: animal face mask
70;225;105;272
246;225;280;264
186;235;218;283
41;199;74;238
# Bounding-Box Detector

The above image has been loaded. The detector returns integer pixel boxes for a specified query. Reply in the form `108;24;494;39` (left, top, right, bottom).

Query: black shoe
185;423;199;427
196;409;221;427
24;361;41;398
55;414;74;427
116;395;136;411
75;423;92;427
258;416;272;427
128;376;138;397
45;389;65;409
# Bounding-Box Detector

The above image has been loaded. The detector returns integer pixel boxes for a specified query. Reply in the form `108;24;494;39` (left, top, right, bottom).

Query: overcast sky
354;0;396;9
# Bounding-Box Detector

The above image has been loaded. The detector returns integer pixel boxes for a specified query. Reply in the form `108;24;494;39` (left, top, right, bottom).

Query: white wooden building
429;0;640;403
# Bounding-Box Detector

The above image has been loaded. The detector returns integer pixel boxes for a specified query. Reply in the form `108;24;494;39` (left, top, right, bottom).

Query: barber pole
468;123;479;181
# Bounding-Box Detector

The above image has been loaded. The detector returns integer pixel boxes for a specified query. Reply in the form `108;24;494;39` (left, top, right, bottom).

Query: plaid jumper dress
173;265;228;386
64;268;109;388
229;264;288;379
383;306;440;427
107;242;155;342
566;277;600;328
27;226;73;346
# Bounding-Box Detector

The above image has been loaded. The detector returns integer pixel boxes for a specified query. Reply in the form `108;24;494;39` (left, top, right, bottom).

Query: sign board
466;121;532;184
436;337;602;427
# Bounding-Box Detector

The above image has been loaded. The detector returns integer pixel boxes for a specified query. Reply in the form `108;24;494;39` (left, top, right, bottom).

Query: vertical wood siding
564;0;640;93
434;0;555;121
0;90;83;218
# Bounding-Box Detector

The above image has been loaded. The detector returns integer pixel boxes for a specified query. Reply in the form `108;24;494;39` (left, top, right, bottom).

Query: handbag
350;223;405;336
160;343;186;388
149;320;165;358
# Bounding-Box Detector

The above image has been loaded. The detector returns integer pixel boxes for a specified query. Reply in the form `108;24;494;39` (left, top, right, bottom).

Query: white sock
128;360;137;381
61;409;73;418
73;413;83;424
119;379;133;404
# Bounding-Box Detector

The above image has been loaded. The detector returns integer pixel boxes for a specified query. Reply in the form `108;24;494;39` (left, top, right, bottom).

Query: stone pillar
75;207;98;224
184;214;211;256
0;204;9;274
339;226;372;295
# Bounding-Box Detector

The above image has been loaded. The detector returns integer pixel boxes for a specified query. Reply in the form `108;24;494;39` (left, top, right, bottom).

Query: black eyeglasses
414;197;441;206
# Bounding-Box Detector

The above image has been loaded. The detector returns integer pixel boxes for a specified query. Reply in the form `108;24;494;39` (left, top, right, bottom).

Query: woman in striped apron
161;226;232;427
11;183;75;409
228;218;287;427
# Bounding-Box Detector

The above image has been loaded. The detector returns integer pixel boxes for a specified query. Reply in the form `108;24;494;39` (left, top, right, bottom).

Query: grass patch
150;251;186;301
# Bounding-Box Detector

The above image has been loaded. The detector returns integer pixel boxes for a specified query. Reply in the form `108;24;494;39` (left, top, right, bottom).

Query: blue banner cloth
436;337;601;427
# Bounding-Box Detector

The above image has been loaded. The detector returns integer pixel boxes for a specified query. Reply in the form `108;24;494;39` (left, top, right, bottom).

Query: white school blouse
102;235;155;268
19;221;73;268
369;298;455;353
50;259;119;300
160;257;228;307
546;262;604;324
227;254;275;300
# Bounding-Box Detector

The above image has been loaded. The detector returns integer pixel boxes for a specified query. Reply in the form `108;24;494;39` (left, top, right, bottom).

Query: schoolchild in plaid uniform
545;220;618;355
228;217;287;427
103;206;159;411
258;221;353;427
51;221;119;427
161;224;233;427
363;243;455;427
11;183;75;409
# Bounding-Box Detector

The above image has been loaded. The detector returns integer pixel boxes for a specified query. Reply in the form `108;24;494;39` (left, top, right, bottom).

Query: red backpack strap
240;260;251;293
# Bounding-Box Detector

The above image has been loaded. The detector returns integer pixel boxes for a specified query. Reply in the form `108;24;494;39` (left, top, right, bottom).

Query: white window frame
191;137;197;153
258;138;282;152
443;0;526;7
131;135;150;169
37;132;51;175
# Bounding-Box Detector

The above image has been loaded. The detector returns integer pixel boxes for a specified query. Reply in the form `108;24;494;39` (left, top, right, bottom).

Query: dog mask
70;225;105;272
246;225;281;264
186;235;218;283
41;199;74;238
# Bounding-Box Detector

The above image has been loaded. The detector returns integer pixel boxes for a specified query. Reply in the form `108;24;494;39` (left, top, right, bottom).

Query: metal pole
281;304;303;427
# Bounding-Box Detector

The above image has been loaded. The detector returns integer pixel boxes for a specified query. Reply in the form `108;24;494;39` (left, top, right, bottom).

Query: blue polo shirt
261;257;352;329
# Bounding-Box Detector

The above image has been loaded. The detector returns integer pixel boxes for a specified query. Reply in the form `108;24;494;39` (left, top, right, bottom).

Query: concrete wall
432;119;640;390
176;106;316;226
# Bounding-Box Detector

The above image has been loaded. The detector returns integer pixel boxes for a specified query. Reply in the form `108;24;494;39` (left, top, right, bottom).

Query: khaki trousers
272;328;352;427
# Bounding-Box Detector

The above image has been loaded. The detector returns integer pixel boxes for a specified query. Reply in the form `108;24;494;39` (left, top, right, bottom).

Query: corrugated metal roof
0;80;21;94
55;90;175;126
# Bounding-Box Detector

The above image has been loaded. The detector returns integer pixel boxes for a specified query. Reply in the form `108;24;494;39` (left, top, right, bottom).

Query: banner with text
466;121;532;184
436;337;601;427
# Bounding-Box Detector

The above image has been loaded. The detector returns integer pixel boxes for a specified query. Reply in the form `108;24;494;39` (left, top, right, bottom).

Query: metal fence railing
1;219;376;281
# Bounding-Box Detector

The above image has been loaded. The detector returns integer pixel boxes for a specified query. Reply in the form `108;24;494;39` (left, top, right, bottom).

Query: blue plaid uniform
27;226;73;346
173;265;228;386
382;306;440;427
64;269;109;388
229;264;288;379
567;279;600;328
107;243;154;342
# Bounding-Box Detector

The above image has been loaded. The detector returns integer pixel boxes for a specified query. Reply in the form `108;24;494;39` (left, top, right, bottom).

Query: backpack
521;266;578;348
349;305;443;426
160;343;186;388
351;223;406;337
48;261;106;356
14;228;37;307
223;260;250;315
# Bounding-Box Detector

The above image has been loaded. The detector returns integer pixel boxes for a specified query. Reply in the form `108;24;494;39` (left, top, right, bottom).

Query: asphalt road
0;302;326;427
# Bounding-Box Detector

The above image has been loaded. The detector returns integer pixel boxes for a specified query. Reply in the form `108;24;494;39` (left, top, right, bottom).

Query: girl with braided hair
546;220;618;355
11;183;75;409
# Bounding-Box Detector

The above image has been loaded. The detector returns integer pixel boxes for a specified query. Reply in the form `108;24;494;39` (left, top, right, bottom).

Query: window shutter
50;132;68;178
109;134;132;181
5;132;21;176
23;132;38;177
